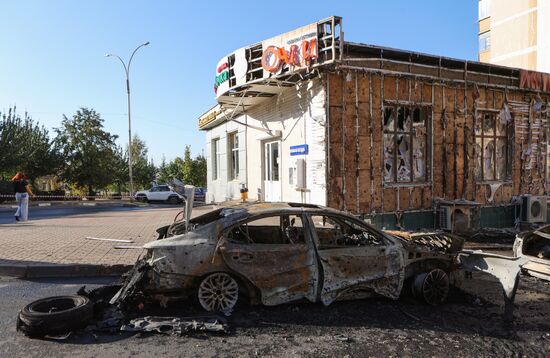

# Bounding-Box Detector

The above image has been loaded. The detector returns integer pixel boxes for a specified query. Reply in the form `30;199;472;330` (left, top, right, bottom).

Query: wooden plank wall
327;70;550;215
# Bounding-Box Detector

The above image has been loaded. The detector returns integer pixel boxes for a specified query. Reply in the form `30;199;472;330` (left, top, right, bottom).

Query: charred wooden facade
326;43;550;228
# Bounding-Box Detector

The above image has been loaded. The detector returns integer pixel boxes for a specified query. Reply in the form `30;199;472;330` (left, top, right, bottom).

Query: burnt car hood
384;230;465;254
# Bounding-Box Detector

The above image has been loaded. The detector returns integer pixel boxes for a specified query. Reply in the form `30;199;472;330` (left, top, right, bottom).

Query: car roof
218;202;343;217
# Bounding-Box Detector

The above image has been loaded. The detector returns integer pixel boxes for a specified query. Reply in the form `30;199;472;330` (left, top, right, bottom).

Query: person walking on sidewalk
12;172;34;222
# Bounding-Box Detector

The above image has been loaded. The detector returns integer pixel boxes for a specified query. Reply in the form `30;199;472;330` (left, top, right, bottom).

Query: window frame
474;110;512;183
478;0;491;20
383;105;431;184
479;31;491;52
222;213;307;245
228;131;239;181
308;213;390;249
212;137;221;181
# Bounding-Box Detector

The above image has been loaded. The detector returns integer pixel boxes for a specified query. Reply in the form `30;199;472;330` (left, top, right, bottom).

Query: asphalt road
0;274;548;358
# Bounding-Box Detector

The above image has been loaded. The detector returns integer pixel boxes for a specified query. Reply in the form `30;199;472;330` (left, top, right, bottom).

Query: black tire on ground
167;196;179;204
17;295;93;337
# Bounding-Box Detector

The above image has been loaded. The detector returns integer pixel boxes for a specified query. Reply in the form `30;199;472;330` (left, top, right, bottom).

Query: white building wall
205;78;327;205
205;120;247;203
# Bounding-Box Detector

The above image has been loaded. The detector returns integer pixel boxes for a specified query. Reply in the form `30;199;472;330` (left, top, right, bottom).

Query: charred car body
513;224;550;282
111;203;464;312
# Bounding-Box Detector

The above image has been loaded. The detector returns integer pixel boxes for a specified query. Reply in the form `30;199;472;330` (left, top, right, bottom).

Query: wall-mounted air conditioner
520;195;547;223
437;201;480;233
438;206;452;231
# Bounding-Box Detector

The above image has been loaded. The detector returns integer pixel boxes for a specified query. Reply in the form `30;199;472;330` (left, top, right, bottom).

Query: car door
158;186;171;201
219;213;319;306
147;186;160;201
307;213;404;305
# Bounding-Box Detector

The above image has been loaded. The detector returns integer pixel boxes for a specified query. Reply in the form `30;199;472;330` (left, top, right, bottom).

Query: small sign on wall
290;144;309;156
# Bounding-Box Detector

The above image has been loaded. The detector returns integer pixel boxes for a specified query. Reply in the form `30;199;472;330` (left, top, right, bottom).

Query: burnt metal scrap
121;315;228;335
513;224;550;281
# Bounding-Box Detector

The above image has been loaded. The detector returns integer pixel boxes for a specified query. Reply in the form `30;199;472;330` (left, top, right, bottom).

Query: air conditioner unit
438;206;452;231
520;195;547;223
437;204;478;232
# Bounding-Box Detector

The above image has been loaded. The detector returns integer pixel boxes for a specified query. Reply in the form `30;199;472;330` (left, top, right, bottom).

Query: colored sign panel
290;144;309;156
261;23;318;77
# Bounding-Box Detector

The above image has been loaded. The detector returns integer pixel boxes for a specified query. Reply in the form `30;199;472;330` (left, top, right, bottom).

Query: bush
0;180;14;203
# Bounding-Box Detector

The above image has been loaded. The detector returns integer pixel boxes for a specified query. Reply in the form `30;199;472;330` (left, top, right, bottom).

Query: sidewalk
0;204;215;278
0;199;144;212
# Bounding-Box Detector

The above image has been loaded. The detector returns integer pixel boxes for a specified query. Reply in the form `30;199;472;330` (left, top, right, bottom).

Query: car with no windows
111;203;464;312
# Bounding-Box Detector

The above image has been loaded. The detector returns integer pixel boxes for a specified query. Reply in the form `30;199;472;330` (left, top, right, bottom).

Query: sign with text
261;23;318;77
290;144;309;156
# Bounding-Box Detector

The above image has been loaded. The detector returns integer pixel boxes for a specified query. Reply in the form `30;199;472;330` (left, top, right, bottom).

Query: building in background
478;0;550;73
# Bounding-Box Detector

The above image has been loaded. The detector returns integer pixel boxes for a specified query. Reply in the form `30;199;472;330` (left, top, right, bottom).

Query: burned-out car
513;224;550;281
111;203;464;312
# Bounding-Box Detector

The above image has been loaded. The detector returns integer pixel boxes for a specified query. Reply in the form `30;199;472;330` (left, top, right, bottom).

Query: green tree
0;106;61;182
116;134;156;190
155;146;206;188
54;108;118;196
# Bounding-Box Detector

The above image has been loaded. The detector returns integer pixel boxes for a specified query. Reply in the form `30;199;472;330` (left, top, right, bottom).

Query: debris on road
120;315;228;335
114;245;144;250
85;237;134;243
17;295;93;337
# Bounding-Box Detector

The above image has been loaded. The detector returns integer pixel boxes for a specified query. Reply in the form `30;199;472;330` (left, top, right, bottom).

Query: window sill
383;182;431;188
476;180;512;185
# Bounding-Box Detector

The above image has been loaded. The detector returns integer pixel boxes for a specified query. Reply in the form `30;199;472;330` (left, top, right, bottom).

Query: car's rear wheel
167;196;179;204
412;268;449;305
198;273;239;313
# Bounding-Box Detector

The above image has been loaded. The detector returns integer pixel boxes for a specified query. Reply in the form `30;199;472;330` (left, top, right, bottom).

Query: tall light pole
106;41;150;202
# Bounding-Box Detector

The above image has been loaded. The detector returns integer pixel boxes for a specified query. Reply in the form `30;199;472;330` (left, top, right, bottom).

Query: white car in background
134;185;183;204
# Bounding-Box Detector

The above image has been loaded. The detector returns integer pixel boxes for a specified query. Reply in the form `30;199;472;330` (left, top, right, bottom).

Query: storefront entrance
264;140;281;202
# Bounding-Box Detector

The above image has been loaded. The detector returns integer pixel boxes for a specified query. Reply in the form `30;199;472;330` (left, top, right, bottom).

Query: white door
264;141;282;202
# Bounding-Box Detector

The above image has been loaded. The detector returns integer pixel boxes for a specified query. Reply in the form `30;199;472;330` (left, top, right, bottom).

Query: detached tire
17;295;93;337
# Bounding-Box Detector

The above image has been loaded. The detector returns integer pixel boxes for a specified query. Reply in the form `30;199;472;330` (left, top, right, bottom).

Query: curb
0;263;132;278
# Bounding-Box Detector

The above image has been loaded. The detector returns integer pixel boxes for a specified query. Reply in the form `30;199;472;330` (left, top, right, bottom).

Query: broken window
226;214;305;245
383;106;430;183
474;111;511;181
310;215;385;249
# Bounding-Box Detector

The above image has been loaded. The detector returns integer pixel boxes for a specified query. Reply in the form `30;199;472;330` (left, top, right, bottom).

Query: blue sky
0;1;478;164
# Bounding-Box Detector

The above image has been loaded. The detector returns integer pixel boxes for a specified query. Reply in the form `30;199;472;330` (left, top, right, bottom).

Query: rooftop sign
213;17;343;100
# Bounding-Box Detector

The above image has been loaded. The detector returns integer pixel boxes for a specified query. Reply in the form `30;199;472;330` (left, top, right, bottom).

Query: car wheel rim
422;269;449;305
198;273;239;312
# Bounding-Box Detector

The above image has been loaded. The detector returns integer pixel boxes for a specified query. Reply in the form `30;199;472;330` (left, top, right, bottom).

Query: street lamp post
106;41;150;202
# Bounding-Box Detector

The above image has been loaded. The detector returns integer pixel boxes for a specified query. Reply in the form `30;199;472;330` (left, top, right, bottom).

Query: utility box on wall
296;159;306;190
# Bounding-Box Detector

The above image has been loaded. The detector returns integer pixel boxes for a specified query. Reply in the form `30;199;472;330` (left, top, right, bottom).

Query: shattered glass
496;138;507;180
384;107;395;131
483;139;495;181
474;140;482;181
412;108;426;181
397;134;411;182
483;113;494;135
397;107;411;131
383;134;395;182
